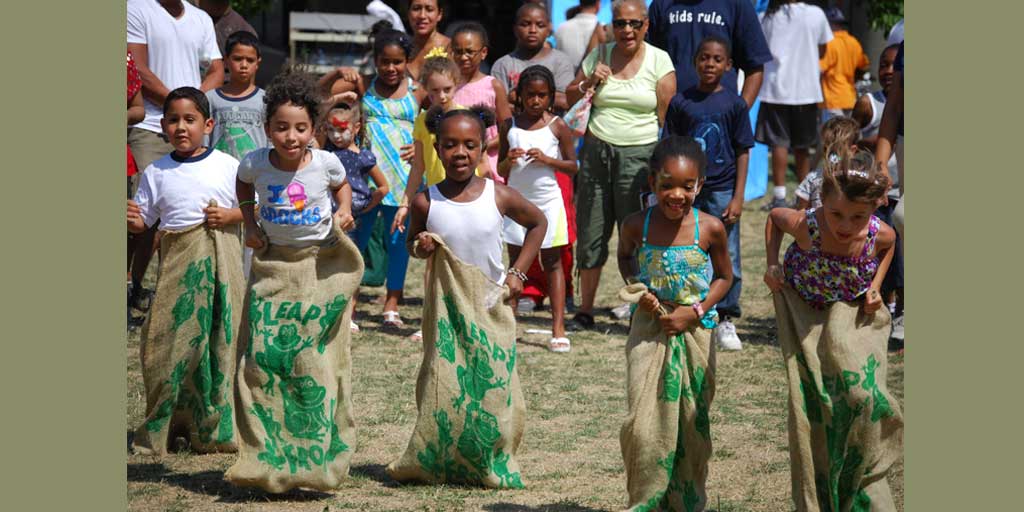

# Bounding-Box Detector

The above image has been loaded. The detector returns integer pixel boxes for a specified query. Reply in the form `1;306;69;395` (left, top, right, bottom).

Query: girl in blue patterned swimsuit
618;136;734;337
616;136;733;510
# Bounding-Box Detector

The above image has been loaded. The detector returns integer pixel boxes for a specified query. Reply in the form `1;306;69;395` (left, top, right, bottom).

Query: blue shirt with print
646;0;773;95
666;86;754;192
330;147;377;213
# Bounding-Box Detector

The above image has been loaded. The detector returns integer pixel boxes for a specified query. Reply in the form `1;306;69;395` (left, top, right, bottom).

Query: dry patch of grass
127;199;903;511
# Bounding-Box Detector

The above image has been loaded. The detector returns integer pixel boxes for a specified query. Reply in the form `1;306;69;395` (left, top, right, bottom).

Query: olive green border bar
911;1;1019;509
7;3;125;510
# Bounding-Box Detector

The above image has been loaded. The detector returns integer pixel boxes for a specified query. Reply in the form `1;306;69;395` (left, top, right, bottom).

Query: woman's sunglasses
612;18;645;30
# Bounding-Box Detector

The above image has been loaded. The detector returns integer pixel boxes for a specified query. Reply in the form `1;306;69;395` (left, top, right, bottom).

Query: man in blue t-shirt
665;35;754;351
647;0;772;107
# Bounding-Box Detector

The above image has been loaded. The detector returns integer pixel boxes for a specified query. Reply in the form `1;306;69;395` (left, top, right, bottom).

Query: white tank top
860;90;899;194
426;178;506;283
506;117;562;205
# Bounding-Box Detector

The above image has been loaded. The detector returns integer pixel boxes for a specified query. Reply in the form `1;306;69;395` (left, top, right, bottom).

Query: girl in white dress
498;65;578;353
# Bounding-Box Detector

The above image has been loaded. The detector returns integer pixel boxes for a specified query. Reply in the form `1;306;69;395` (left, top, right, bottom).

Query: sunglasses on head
612;18;645;30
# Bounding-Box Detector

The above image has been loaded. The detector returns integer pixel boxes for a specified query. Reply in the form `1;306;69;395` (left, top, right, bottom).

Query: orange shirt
819;30;869;110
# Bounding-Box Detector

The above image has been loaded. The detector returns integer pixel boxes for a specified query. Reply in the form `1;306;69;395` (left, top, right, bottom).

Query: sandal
350;320;360;333
382;310;404;328
409;330;423;342
129;287;154;312
570;312;595;331
549;337;571;353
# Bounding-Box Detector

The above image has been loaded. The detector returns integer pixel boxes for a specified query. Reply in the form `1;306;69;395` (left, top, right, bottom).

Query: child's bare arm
864;223;895;313
332;179;355;231
496;183;548;303
394;143;426;232
702;218;734;313
723;148;749;224
492;79;513;127
127;199;147;234
128;89;145;126
497;119;524;179
616;212;644;284
320;67;363;97
543;118;579;176
405;191;433;257
236;178;263;248
204;204;243;228
365;164;389;213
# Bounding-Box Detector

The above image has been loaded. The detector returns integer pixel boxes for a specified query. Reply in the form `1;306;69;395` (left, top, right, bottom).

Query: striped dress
362;78;419;206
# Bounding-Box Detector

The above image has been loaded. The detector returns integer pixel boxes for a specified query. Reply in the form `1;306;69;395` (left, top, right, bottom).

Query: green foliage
859;0;904;33
232;0;273;17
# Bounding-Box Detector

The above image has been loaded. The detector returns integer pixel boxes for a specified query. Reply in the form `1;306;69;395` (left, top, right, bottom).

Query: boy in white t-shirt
755;1;832;209
127;86;245;455
128;87;242;237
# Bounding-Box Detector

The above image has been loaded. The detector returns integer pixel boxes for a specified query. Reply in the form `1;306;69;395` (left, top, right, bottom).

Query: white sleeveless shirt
426;179;506;283
861;90;899;196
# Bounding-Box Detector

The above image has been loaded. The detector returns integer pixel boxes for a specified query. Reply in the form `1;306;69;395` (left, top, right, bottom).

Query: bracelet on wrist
238;200;257;207
506;267;528;282
691;301;705;318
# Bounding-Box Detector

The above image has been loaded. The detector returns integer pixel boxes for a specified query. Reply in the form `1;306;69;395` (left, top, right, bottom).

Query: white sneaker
715;319;742;351
517;297;537;313
890;314;904;341
611;303;632;320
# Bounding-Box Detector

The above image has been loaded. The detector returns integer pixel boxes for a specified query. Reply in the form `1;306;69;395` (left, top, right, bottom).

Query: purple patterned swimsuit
783;209;881;309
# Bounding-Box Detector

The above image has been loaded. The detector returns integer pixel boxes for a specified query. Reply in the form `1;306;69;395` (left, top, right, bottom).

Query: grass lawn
126;195;903;512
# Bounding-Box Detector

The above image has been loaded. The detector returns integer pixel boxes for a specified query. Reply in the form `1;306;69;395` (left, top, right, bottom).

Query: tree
858;0;903;33
232;0;274;17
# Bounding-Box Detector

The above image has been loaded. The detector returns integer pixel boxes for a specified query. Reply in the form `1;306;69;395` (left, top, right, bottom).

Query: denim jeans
694;188;742;318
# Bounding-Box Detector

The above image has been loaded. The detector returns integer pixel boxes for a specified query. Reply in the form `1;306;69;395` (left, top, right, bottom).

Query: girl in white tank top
405;106;547;313
497;66;579;352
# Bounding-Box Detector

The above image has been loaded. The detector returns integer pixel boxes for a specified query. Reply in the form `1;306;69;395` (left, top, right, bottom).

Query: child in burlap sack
764;148;902;511
615;136;734;511
127;87;245;455
225;68;363;493
386;106;547;488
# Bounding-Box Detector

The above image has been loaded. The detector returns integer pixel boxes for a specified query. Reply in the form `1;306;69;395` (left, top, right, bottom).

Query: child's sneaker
611;303;632;320
890;314;904;341
517;297;537;313
714;318;743;351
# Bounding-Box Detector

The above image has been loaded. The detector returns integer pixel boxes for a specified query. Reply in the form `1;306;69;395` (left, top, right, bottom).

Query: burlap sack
618;283;716;512
132;222;245;455
225;225;364;493
774;287;903;512
386;234;526;489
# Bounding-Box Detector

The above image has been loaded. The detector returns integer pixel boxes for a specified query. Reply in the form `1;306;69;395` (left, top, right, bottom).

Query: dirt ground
126;198;903;512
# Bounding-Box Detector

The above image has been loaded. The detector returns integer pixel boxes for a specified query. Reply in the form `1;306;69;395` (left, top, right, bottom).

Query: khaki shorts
575;134;656;270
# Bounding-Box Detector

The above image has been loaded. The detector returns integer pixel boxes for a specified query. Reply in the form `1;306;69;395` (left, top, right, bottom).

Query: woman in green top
566;0;676;329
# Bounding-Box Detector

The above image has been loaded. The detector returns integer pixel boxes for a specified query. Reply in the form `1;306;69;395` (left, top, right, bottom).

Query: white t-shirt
127;0;221;133
758;3;833;105
554;12;600;70
237;148;348;247
134;148;240;231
